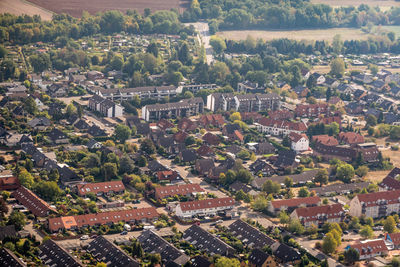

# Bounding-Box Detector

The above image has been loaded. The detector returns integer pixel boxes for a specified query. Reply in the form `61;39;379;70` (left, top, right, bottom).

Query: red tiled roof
156;170;179;181
173;131;188;143
289;132;308;143
293;204;343;223
178;197;235;212
48;207;159;232
197;144;214;156
0;176;20;190
155;184;205;199
386;232;400;245
318;116;341;125
76;181;125;196
271;196;320;209
356;190;400;207
199;114;225;126
233;130;244;142
258;118;307;132
312;135;339;146
351;240;388;257
379;177;400;190
13;186;56;217
202;133;220;145
338;132;365;144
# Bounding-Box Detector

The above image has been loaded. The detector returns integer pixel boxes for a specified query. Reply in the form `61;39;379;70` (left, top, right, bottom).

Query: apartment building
290;204;344;227
174;197;235;218
348;240;388;260
206;93;280;112
268;196;320;215
96;86;177;100
142;98;204;121
295;103;328;117
349;190;400;218
255;118;307;136
88;94;123;117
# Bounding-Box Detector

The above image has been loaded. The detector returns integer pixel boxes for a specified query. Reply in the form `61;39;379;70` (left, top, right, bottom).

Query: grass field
0;0;53;20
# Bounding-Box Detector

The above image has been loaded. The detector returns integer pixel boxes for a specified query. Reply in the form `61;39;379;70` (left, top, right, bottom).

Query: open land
0;0;53;20
25;0;189;17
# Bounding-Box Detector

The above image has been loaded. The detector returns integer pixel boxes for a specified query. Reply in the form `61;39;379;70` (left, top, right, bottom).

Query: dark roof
250;159;275;174
137;230;189;265
229;181;252;194
87;236;139;267
39;239;82;267
87;125;107;137
21;143;39;156
274;150;297;168
0;225;17;241
58;166;81;184
248;249;270;267
47;129;68;142
135;122;150;135
28;117;51;128
224;124;241;135
74;119;89;130
387;167;400;179
228;220;275;248
190;255;212;267
183;225;234;256
257;142;275;154
0;248;26;267
13;186;55;217
147;160;168;172
196;158;215;172
273;243;301;263
181;149;197;162
311;181;370;196
86;139;101;149
379;177;400;191
252;169;320;189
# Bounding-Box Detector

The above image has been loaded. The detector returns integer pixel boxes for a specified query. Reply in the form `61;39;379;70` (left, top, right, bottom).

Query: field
217;28;371;42
25;0;189;17
0;0;53;20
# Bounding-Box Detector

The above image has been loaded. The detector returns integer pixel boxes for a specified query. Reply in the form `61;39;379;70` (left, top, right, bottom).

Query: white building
289;132;309;153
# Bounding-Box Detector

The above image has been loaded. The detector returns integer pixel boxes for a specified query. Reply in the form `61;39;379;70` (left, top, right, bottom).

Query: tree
29;53;51;73
237;150;250;160
384;216;397;233
66;104;77;117
366;114;377;127
84;153;101;168
215;257;240;267
279;211;290;225
284;176;293;188
322;232;337;254
332;34;343;54
253;195;268;212
8;211;26;230
360;225;374;239
0;198;9;216
119;156;134;174
48;169;60;182
131;239;144;258
114;124;131;143
355;166;369;177
298;187;310;197
262;180;281;194
0;45;7;58
18;169;34;189
336;164;355;183
330;58;345;78
100;10;124;33
24;97;37;115
140;139;156;155
369;64;379;76
314;169;329;186
103;162;117;180
34;181;62;201
210;36;226;54
0;59;16;81
289;219;305;235
230;112;241;122
344;247;360;264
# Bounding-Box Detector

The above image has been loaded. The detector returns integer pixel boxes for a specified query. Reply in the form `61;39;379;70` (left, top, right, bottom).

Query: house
183;225;235;256
229;181;257;196
0;248;26;267
73;119;90;131
327;96;345;108
0;225;17;241
190;256;213;267
346;102;364;115
353;73;373;84
248;249;277;267
313;143;357;162
353;89;367;100
155;184;204;201
387;167;400;179
180;149;197;163
138;230;189;266
268;196;321;215
142;98;204;121
348;240;388;260
311;72;326;85
241;112;263;122
227;220;275;249
178;118;197;132
379;176;400;191
76;181;125;197
47;128;69;144
0;176;20;191
295;103;328;117
195;158;215;176
199;114;225;128
48;207;159;232
87;236;139;267
173;131;188;144
156;170;182;182
39;239;83;267
349;190;400;218
338;132;365;145
86;139;102;150
87;70;104;81
237;81;266;93
222;124;243;142
311;182;370;196
88;94;124;117
196;145;215;158
290;204;344;227
274;150;298;169
271;243;301;265
249;159;275;176
27;117;51;130
293;86;309;98
175;197;235;218
312;135;339;146
385;232;400;249
13;186;56;217
256;142;276;155
288;132;309;153
87;125;107;137
268;110;293;120
256;118;307;136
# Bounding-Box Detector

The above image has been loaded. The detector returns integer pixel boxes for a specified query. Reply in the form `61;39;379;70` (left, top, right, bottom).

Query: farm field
217;28;371;42
26;0;189;17
0;0;53;20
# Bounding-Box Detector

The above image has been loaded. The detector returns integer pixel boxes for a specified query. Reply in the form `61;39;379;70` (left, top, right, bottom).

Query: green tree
332;34;343;54
330;58;345;78
229;112;241;122
48;169;60;182
298;187;310;197
0;45;7;58
322;232;337;254
215;257;240;267
8;211;26;230
114;124;131;143
355;166;369;177
34;181;62;201
29;53;51;73
262;180;281;194
210;36;226;54
66;104;77;117
0;59;16;81
360;225;374;239
24;97;37;115
289;219;305;235
284;176;293;188
103;162;117;180
366;114;377;127
140;139;156;155
344;247;359;264
384;216;397;233
314;169;329;186
279;211;290;225
119;155;134;174
336;164;355;183
253;195;268;212
18;169;34;189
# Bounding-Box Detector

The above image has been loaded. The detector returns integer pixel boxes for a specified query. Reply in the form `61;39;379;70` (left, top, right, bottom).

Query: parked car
80;235;89;240
120;231;128;235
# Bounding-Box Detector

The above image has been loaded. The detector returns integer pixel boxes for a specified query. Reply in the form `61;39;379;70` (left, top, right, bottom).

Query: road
185;22;214;65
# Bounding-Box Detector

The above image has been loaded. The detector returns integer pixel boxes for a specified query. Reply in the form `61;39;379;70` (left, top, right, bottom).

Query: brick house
290;204;344;227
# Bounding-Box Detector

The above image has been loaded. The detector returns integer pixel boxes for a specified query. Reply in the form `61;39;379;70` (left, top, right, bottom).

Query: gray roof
252;169;320;189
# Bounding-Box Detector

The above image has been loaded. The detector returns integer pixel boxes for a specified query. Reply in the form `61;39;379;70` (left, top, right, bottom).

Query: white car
80;235;89;240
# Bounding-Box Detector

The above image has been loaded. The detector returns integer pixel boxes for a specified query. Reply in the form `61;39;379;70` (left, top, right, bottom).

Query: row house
385;232;400;249
198;114;225;128
256;118;307;136
76;181;125;197
48;207;159;232
39;239;83;267
338;132;365;145
268;196;320;215
312;182;370;196
349;190;400;218
348;240;388;260
312;135;339;146
379;176;400;191
154;184;205;201
88;94;123;118
0;248;26;266
248;249;277;267
87;70;104;81
174;197;235;218
206;93;280;112
13;186;56;217
142;98;204;121
180;83;217;93
313;143;357;162
295;103;328;117
96;86;177;101
290;204;344;227
237;81;266;93
228;219;276;249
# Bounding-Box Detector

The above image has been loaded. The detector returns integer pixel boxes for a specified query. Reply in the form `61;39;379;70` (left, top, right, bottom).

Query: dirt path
0;0;53;20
